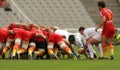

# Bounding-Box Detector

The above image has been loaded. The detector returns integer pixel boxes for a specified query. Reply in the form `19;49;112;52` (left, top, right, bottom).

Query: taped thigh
38;49;45;52
29;42;36;48
47;44;54;49
93;34;101;42
0;42;4;49
58;41;66;49
15;38;22;45
21;42;29;50
5;39;14;48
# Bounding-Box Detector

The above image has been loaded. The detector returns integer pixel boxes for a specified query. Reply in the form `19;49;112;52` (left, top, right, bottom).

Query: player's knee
29;42;36;48
15;38;21;45
47;44;54;49
5;41;11;48
58;41;66;49
22;43;29;50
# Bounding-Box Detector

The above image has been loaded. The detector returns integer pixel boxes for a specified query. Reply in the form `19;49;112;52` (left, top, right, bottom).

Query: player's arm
34;33;46;39
95;16;106;31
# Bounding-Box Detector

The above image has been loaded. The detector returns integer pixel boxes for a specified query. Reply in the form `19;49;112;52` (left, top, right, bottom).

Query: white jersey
54;29;70;41
73;33;86;48
83;27;102;40
93;30;102;41
54;30;69;36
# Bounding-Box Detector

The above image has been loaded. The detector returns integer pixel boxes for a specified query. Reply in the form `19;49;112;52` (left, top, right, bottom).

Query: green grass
0;46;120;70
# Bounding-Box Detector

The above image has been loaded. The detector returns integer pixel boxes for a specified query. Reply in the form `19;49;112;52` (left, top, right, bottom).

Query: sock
87;44;94;58
63;46;77;60
17;48;25;54
92;49;96;55
12;44;19;56
73;51;79;57
108;43;114;56
2;47;9;53
102;44;108;58
48;48;57;59
0;42;4;50
53;48;58;55
63;46;72;55
28;46;35;55
34;51;44;56
96;44;103;58
48;48;54;55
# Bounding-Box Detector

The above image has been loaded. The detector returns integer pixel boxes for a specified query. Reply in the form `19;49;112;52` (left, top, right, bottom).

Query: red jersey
41;30;49;38
8;22;29;30
13;28;33;41
48;33;63;44
100;8;114;29
30;30;45;42
0;0;4;2
100;8;115;38
0;27;8;42
0;0;4;6
7;33;15;40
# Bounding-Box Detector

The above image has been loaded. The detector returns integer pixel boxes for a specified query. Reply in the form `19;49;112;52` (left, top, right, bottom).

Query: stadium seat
0;0;98;32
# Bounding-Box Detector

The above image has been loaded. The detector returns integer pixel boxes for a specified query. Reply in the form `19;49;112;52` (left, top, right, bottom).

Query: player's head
78;26;85;35
39;25;47;30
98;1;106;11
46;27;54;34
29;23;39;30
50;26;59;32
68;35;75;44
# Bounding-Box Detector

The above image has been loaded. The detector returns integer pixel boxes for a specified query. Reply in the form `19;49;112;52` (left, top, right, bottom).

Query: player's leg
86;38;99;59
66;41;80;59
47;42;59;59
58;41;77;60
2;39;13;59
107;29;115;60
11;38;21;59
53;47;59;55
95;43;103;59
17;41;29;59
93;34;103;59
33;41;47;59
28;42;36;59
101;36;108;59
0;42;4;55
108;38;114;60
34;49;45;59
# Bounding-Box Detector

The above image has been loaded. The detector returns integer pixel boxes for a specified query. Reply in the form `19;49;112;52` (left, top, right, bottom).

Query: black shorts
29;39;47;50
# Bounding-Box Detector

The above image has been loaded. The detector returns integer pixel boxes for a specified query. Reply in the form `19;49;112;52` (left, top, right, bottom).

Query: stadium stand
0;0;96;32
80;0;120;28
0;0;120;32
117;0;120;5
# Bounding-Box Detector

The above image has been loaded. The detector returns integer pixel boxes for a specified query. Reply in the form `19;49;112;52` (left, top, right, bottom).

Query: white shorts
93;33;101;42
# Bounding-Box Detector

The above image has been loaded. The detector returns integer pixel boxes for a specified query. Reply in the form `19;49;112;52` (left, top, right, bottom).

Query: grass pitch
0;46;120;70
